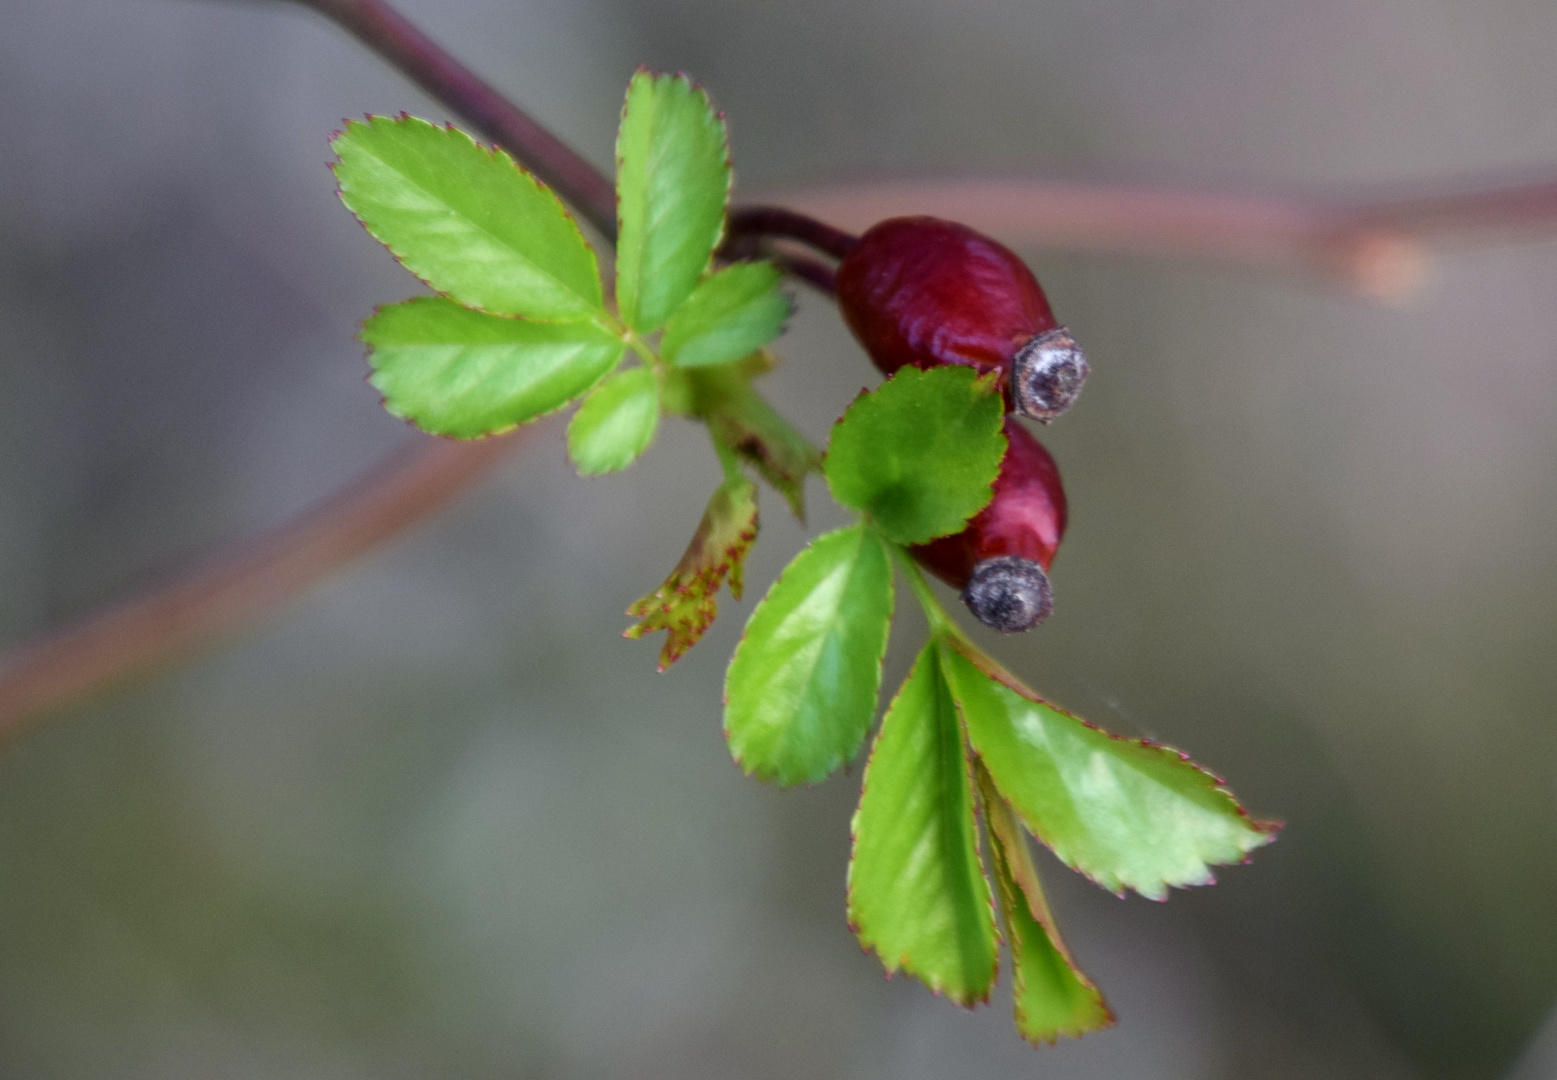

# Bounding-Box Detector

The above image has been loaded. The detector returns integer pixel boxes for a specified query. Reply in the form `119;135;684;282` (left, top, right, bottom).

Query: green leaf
363;297;625;438
976;762;1112;1045
615;70;731;333
567;366;660;474
664;353;821;521
825;366;1006;545
626;476;758;669
706;379;820;522
724;525;893;785
847;644;998;1005
941;639;1279;900
333;116;603;320
661;262;791;368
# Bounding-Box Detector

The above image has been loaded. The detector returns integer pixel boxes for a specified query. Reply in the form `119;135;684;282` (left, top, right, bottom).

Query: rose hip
835;215;1088;422
911;418;1067;632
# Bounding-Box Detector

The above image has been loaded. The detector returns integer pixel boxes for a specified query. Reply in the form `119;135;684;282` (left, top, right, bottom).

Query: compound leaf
848;644;998;1005
626;476;759;669
941;639;1279;900
615;70;730;333
977;762;1112;1044
567;366;660;474
363;297;624;438
724;525;892;785
333;116;602;320
662;262;791;368
825;366;1006;545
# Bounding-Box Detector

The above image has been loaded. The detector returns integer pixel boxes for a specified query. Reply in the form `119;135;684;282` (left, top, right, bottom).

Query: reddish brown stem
727;206;859;260
763;250;839;295
297;0;617;237
0;435;519;738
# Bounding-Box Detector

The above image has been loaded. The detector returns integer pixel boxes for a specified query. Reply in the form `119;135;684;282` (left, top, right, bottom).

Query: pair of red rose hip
835;216;1086;632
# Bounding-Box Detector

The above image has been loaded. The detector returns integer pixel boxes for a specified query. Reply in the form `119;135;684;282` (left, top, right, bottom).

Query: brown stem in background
766;179;1433;301
763;174;1557;301
8;0;1557;734
0;435;518;740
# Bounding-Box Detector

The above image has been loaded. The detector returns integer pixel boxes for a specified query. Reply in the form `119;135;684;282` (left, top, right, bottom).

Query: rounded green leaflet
939;640;1279;900
723;525;893;786
615;70;732;334
847;644;998;1006
333;115;603;321
824;365;1007;545
661;262;791;368
363;297;625;438
567;367;661;475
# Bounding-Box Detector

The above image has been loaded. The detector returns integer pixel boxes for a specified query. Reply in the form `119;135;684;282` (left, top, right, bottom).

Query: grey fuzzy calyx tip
961;556;1053;633
1011;326;1089;423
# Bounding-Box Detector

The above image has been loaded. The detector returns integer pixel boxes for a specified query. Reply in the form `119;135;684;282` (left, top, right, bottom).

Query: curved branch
0;435;519;737
727;206;859;260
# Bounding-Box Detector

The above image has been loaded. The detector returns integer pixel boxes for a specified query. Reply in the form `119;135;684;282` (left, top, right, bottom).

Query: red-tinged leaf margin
942;635;1281;899
330;114;602;321
846;644;1000;1006
975;760;1114;1045
625;476;758;669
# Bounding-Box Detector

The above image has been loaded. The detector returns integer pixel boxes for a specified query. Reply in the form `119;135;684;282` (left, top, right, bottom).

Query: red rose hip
836;216;1089;422
911;418;1068;632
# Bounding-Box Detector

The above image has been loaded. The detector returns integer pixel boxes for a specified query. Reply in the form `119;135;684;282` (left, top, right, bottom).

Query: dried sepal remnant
911;418;1067;633
625;476;759;669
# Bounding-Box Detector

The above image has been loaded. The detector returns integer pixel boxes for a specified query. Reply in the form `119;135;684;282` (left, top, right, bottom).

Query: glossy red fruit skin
911;418;1067;589
835;216;1058;396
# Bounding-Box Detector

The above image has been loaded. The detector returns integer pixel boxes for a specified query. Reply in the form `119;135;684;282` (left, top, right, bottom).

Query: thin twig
0;435;517;739
727;206;859;260
768;250;839;296
297;0;617;237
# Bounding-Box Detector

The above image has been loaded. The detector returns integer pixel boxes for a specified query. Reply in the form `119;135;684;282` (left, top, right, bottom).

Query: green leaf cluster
337;70;808;666
334;71;794;478
335;67;1278;1051
724;364;1277;1041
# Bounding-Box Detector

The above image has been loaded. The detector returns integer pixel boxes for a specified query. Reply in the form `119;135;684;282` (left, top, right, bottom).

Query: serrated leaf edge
614;69;734;333
357;297;625;440
845;644;1000;1008
722;525;893;787
942;635;1280;901
975;761;1115;1045
331;114;603;322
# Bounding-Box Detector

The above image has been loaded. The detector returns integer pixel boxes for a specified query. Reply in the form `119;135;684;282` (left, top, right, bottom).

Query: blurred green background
3;0;1557;1076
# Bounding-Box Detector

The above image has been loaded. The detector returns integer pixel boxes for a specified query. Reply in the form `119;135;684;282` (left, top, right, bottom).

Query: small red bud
911;418;1068;632
836;216;1088;422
